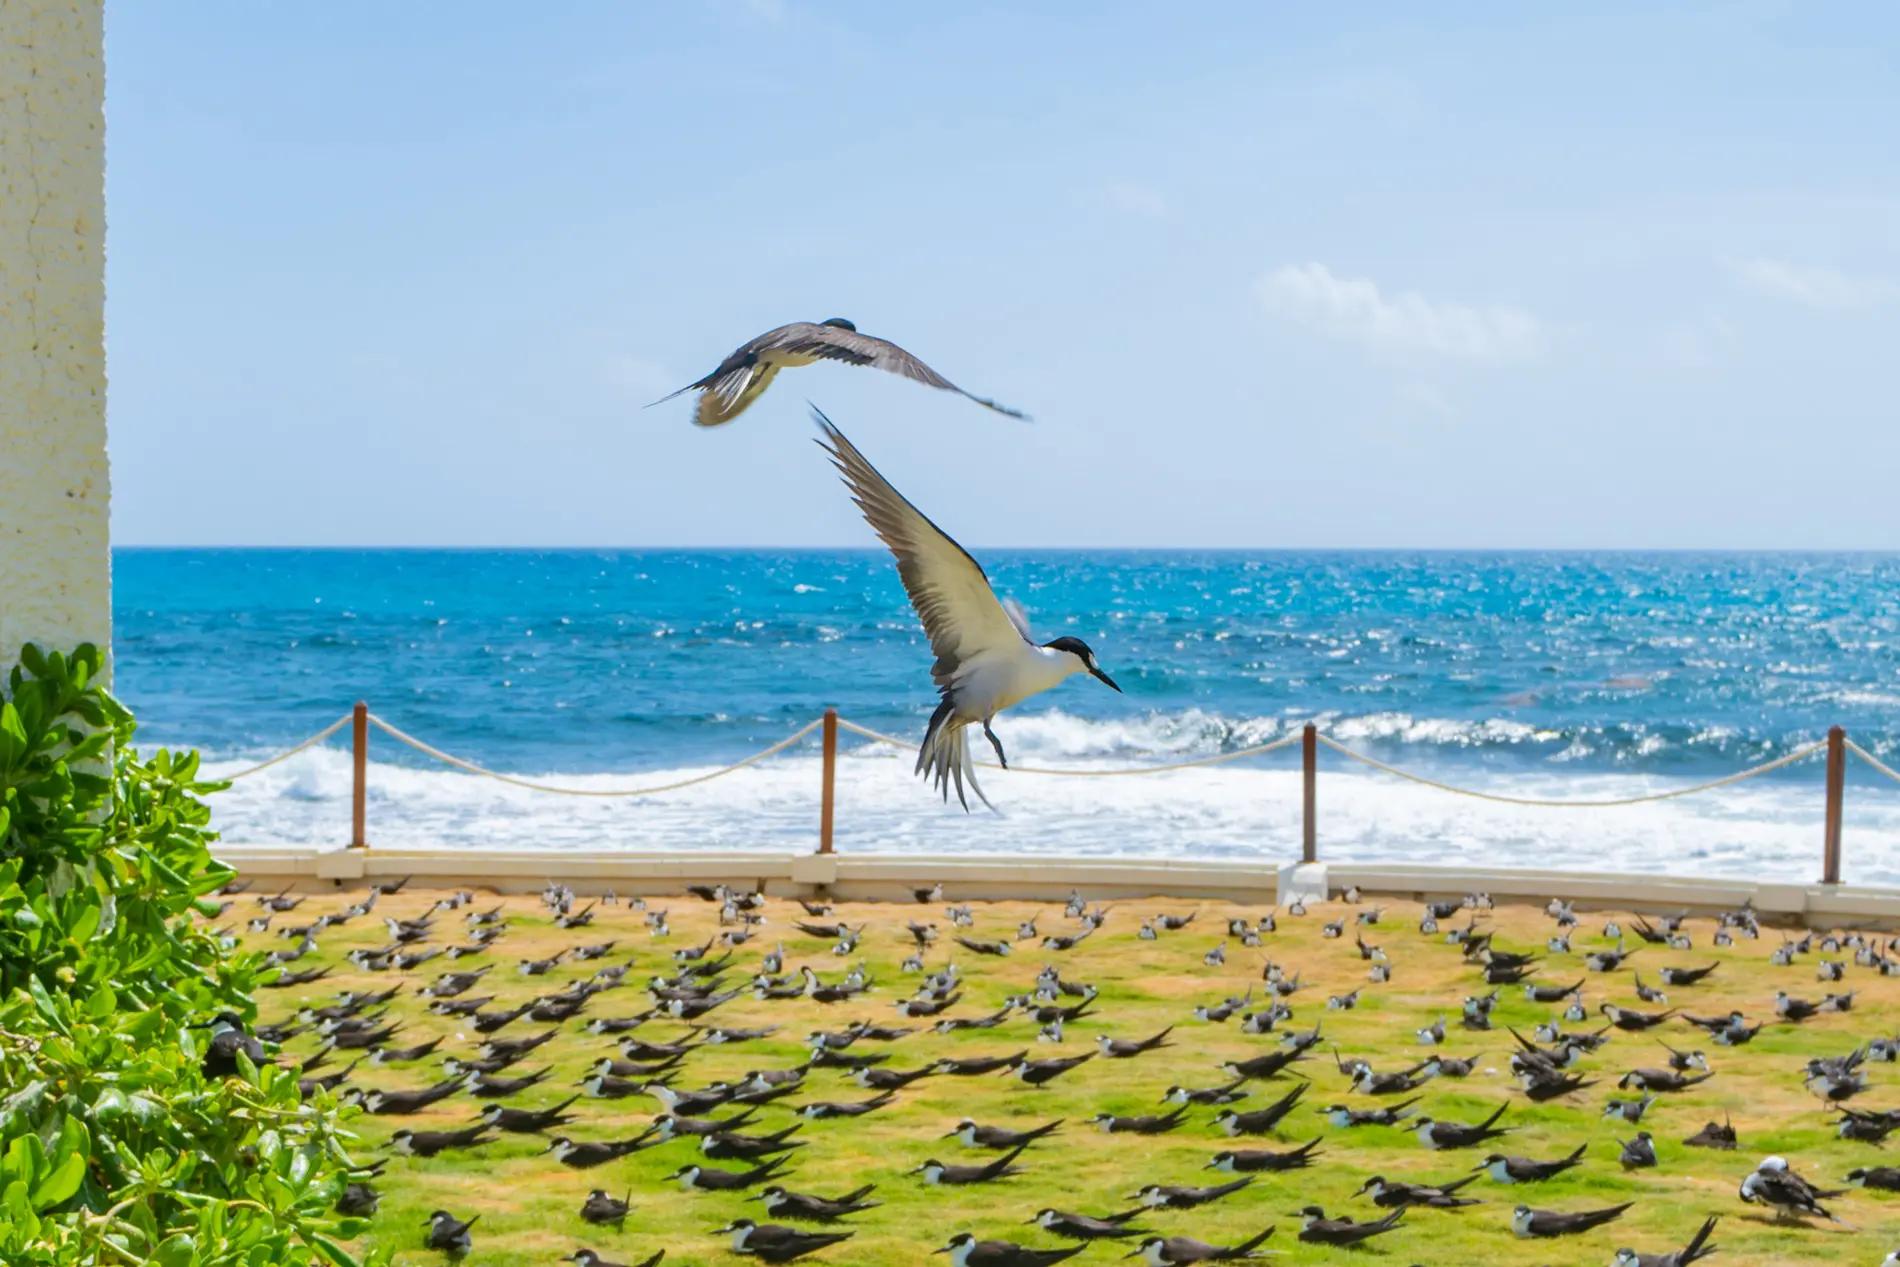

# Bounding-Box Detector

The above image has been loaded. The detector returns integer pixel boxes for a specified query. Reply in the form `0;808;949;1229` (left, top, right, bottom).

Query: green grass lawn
223;882;1900;1265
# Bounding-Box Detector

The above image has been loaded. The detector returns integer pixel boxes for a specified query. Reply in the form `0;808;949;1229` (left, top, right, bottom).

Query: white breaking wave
1326;712;1557;746
201;737;1900;884
989;708;1294;759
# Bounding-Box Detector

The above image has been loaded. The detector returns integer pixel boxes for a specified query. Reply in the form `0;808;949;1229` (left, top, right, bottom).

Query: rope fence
366;714;824;798
1315;733;1830;809
1847;739;1900;789
215;713;353;780
215;703;1894;883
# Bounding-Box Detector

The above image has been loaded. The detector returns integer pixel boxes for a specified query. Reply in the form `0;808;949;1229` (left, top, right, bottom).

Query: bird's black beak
1090;666;1122;693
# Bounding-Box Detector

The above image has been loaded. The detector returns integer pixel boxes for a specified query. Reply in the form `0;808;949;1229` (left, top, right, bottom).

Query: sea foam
203;730;1900;884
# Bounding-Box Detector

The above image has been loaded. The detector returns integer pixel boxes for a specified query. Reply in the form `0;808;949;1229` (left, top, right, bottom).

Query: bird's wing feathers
776;324;1028;419
649;323;800;421
694;363;776;427
815;410;1028;689
776;324;941;377
659;322;1027;421
1000;597;1034;642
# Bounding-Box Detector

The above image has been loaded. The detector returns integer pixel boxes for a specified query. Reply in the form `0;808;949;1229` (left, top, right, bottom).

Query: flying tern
816;409;1121;809
656;319;1027;427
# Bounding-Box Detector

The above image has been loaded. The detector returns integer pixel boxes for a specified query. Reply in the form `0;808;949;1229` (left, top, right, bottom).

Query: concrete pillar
0;0;110;676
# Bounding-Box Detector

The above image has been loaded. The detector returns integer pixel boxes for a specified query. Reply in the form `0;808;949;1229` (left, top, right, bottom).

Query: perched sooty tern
423;1209;478;1256
1737;1155;1845;1222
1124;1228;1275;1263
656;319;1027;427
934;1233;1082;1267
578;1188;632;1227
752;1182;879;1222
1029;1208;1152;1241
716;1219;853;1262
818;411;1121;809
1510;1202;1632;1237
1610;1214;1719;1266
196;1011;268;1078
1475;1142;1586;1183
567;1253;664;1267
1684;1116;1737;1150
1295;1207;1403;1245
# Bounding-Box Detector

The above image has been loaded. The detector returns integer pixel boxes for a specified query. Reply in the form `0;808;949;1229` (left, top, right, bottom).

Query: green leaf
84;980;116;1018
26;976;67;1033
0;1179;37;1240
152;1233;198;1267
92;1086;130;1124
67;896;101;945
29;1150;84;1210
0;701;27;754
307;1232;360;1267
0;1081;48;1130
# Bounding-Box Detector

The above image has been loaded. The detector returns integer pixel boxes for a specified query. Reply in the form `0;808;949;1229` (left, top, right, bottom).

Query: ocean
112;549;1900;882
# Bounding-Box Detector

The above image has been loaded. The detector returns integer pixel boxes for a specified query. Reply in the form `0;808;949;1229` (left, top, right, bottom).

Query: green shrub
0;644;380;1266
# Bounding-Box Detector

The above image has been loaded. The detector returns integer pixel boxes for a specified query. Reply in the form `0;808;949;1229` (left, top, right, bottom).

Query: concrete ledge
824;853;1281;904
209;844;1900;927
1323;862;1900;924
215;845;801;896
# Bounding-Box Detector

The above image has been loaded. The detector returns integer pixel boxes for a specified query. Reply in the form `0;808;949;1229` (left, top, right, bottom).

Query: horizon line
110;543;1900;555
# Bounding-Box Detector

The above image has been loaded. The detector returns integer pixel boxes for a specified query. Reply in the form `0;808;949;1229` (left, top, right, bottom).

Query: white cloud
1728;258;1898;310
1257;262;1545;365
1103;182;1171;220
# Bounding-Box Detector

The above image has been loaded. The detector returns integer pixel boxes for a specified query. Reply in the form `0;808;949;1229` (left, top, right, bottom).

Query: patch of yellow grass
226;884;1900;1265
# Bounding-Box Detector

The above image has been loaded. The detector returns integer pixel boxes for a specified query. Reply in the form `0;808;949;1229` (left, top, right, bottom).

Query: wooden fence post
1302;723;1318;864
350;702;368;849
1822;725;1845;884
818;709;839;855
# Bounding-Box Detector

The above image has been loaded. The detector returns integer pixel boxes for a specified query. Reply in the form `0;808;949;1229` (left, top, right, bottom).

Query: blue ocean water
113;549;1900;878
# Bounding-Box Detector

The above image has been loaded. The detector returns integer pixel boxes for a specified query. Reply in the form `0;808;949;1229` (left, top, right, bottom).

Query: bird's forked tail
917;701;993;812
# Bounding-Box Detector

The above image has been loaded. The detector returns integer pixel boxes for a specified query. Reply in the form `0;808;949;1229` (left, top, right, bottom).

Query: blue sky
106;2;1899;548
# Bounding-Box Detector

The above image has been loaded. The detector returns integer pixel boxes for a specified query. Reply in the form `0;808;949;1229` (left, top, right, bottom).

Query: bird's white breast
956;645;1079;718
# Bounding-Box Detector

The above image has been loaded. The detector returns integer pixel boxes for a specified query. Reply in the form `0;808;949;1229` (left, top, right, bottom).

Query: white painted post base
1277;861;1330;906
790;853;839;887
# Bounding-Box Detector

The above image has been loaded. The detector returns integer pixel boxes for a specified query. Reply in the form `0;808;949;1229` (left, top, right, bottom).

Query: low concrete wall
212;843;1900;927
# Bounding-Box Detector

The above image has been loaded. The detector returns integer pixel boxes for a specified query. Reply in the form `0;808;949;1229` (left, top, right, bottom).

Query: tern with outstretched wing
814;409;1119;810
655;319;1028;427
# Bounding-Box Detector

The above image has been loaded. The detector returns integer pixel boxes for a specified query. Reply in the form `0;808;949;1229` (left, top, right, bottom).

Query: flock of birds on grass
203;874;1900;1266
